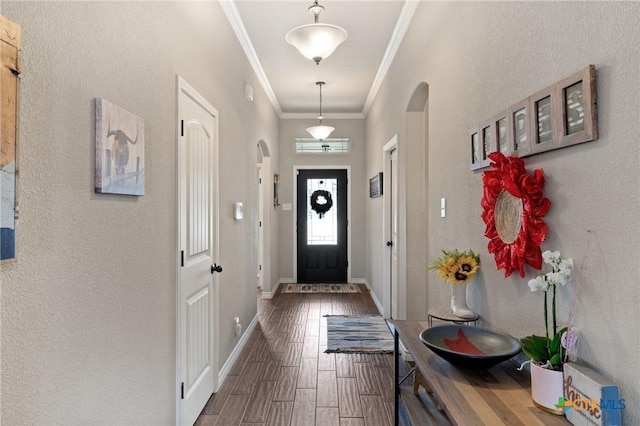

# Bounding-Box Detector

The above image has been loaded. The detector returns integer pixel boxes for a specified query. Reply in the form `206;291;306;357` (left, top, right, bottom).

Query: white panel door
178;78;219;426
257;166;264;288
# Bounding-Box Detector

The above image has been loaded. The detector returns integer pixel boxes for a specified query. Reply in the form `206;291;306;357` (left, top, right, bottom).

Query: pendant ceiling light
307;81;334;141
285;1;347;65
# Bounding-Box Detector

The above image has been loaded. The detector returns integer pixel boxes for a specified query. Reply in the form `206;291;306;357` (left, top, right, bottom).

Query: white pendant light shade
285;1;347;65
286;24;347;65
307;81;335;141
306;125;335;141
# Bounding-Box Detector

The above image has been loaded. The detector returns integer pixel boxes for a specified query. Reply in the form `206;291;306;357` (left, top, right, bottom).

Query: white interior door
390;149;399;318
257;165;264;288
177;77;219;426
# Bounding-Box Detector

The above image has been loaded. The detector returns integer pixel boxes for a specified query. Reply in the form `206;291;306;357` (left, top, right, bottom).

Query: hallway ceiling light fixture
307;81;335;141
285;0;348;65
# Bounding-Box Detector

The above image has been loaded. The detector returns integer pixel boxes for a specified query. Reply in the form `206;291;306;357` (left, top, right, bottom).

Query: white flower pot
530;362;565;415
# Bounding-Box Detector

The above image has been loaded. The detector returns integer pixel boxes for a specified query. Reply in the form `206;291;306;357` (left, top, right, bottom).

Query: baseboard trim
261;285;277;299
217;314;259;386
364;280;384;315
262;278;295;299
350;278;382;314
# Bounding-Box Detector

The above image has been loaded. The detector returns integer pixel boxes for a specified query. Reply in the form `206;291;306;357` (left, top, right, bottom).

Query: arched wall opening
402;82;429;319
257;139;273;296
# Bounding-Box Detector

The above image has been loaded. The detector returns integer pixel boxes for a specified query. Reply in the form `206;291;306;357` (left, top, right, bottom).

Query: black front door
297;169;347;283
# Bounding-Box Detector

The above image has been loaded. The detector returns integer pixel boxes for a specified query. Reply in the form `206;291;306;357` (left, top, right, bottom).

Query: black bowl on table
419;325;521;369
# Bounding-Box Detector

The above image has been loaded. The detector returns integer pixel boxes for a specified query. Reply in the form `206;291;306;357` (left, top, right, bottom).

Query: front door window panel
307;178;337;245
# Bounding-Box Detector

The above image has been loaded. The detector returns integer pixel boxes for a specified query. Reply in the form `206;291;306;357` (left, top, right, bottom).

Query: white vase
530;362;565;415
450;283;475;319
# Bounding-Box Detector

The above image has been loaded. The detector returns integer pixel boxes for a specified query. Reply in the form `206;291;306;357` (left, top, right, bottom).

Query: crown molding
221;0;417;119
362;0;419;115
220;0;283;116
280;112;365;120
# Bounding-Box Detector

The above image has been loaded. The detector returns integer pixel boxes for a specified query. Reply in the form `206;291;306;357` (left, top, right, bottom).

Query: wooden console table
392;320;568;425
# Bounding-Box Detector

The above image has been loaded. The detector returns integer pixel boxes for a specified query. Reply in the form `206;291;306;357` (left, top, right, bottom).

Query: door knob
211;264;223;274
386;241;393;247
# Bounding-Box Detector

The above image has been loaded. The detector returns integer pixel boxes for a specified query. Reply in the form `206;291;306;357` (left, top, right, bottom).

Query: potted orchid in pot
520;250;576;415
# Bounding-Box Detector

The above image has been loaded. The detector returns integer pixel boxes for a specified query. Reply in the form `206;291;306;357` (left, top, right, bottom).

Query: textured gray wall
1;2;278;424
366;2;639;423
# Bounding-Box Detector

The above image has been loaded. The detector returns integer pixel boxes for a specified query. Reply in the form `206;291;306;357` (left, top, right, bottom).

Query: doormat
324;314;394;354
281;283;361;294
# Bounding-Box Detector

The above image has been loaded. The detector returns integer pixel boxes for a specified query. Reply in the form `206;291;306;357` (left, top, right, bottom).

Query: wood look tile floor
195;285;399;426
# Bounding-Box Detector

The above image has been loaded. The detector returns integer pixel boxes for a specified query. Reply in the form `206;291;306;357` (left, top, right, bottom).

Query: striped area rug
325;314;394;354
281;283;361;293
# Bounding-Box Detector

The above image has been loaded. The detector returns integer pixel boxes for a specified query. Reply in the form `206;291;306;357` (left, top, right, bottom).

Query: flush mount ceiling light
285;0;347;65
307;81;334;141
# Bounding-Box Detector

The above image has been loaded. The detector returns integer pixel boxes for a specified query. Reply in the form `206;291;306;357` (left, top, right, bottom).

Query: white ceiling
222;1;418;118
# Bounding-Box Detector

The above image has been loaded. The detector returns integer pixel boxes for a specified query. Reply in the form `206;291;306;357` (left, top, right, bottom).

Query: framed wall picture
480;122;494;165
555;65;597;147
95;98;145;195
1;15;21;262
273;173;280;207
469;129;483;170
492;111;511;157
508;98;532;158
530;87;556;155
369;173;383;198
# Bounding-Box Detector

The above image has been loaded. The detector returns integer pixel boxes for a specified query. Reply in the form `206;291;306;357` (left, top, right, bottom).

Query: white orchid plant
520;250;574;370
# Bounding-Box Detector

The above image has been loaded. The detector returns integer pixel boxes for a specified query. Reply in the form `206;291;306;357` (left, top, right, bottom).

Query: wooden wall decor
1;14;21;262
470;65;598;170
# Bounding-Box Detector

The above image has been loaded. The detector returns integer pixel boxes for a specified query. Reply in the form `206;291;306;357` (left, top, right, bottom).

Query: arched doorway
382;82;429;320
257;139;273;296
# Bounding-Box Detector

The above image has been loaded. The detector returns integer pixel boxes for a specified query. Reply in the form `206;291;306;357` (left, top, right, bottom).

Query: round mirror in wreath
481;152;551;277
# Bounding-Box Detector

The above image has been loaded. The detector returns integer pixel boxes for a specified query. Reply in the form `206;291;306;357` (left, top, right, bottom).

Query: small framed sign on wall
369;173;383;198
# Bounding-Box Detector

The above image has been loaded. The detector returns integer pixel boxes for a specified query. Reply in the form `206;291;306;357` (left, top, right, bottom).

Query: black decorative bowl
419;325;521;369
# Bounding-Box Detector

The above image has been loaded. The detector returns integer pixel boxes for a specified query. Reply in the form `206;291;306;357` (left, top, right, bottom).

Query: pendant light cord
319;83;323;122
317;81;325;124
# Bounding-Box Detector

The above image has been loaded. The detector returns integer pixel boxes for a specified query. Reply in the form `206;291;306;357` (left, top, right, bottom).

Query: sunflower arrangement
429;249;480;285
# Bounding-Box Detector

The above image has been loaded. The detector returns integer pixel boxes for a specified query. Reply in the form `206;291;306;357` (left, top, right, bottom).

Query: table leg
394;327;399;426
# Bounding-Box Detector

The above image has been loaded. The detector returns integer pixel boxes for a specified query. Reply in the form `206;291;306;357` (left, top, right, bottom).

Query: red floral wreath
481;152;551;278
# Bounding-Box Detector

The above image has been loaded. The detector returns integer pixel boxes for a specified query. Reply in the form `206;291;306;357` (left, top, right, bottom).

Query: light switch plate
234;202;243;220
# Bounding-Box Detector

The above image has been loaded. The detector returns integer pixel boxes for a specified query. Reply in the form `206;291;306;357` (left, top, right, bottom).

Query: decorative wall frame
481;152;551;277
469;129;483;171
273;173;280;207
509;98;532;158
1;15;21;262
95;98;145;195
492;111;510;156
530;86;557;154
470;65;597;169
480;121;494;165
369;172;383;198
555;65;597;148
